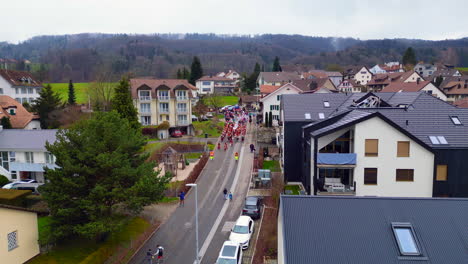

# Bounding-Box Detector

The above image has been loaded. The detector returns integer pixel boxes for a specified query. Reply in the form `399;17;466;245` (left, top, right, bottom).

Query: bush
0;189;32;206
141;127;158;138
0;175;9;187
156;121;170;130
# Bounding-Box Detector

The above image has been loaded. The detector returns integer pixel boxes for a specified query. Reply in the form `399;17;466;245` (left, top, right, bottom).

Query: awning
317;153;356;168
10;162;58;172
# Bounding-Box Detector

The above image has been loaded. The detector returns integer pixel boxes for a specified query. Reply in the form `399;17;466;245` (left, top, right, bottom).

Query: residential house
0;70;42;105
369;62;404;74
381;80;447;101
130;78;195;136
238;95;260;111
441;78;468;102
196;76;236;95
260;85;280;97
291;78;337;93
256;72;302;87
414;63;437;77
301;70;343;87
353;66;373;85
0;204;39;264
366;71;423;92
281;92;468;197
280;64;311;74
0;128;57;182
430;68;461;83
336;79;364;93
454;98;468;108
342;66;362;80
260;83;302;124
278;196;468;264
224;70;240;81
0;96;40;129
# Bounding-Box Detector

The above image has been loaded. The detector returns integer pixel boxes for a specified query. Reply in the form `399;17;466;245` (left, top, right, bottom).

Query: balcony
139;111;151;116
177;108;188;114
177;120;189;126
139;96;152;101
317;153;356;168
159;108;169;113
176;96;188;101
158;96;170;101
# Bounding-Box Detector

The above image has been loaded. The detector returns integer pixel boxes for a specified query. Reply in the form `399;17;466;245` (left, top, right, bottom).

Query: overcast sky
2;0;467;43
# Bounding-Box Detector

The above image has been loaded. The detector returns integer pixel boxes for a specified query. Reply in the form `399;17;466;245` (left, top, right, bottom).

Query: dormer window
318;113;325;119
323;101;330;108
304;113;311;120
391;223;421;256
450;116;462;125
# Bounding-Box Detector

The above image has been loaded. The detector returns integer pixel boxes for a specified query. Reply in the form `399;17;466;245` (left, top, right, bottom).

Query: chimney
416;78;420;84
406;120;409;126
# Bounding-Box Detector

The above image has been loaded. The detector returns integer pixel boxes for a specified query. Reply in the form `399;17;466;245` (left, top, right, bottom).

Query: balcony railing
177;108;188;113
177;120;189;126
139;111;151;116
139;96;151;101
158;96;170;101
176;96;188;101
159;108;169;113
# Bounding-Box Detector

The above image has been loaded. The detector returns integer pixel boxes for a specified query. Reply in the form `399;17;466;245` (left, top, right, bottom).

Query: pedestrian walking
179;191;185;207
250;143;255;153
229;192;233;201
147;249;154;264
223;188;228;200
155;245;164;263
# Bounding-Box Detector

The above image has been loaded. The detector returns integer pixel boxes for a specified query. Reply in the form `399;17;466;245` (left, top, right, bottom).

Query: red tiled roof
260;84;280;94
0;69;42;87
381;81;431;92
0;95;38;128
197;76;233;81
454;98;468;108
130;78;197;99
443;81;468;95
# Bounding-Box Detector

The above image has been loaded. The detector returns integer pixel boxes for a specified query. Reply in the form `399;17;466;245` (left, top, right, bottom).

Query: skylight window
304;113;311;120
437;136;448;144
391;223;421;256
323;101;330;108
429;136;448;145
451;116;462;125
429;136;439;144
318;113;325;119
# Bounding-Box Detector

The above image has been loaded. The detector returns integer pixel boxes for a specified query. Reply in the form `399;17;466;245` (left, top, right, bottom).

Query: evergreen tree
268;111;273;127
254;62;261;75
111;77;140;129
402;47;417;66
189;56;203;85
272;57;282;72
32;84;62;128
434;75;444;87
261;64;265;72
67;79;76;105
40;111;170;242
183;67;190;80
176;69;182;79
0;117;12;129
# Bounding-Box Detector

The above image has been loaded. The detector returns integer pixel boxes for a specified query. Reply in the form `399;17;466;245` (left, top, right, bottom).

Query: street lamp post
186;183;199;264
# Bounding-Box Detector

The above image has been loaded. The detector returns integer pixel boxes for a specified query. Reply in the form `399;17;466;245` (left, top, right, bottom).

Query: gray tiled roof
259;72;302;83
280;195;468;264
284;92;468;148
0;129;58;151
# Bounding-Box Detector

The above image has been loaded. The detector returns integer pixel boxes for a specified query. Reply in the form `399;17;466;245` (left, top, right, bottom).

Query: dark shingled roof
283;92;468;148
280;195;468;264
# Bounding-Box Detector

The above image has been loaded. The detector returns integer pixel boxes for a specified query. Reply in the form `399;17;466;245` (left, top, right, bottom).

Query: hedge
0;189;32;206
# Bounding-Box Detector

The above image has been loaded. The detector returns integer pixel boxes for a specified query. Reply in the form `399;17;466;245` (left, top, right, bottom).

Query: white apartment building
0;70;42;104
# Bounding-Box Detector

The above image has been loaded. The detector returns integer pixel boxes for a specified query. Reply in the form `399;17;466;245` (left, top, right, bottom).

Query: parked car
171;129;183;138
200;115;209;121
206;112;214;118
242;196;262;219
220;105;232;112
192;115;199;122
10;183;44;195
2;179;38;189
215;241;243;264
229;215;254;250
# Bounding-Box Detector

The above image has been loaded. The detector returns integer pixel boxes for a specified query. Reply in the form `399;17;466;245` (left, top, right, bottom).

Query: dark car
171;129;183;138
242;196;262;219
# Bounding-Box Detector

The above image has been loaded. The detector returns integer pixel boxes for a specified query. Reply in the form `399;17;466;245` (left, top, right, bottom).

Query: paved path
129;124;255;264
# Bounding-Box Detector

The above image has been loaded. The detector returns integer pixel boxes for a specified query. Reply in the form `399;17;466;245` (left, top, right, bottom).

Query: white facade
0;76;41;104
312;116;434;197
370;64;387;74
403;72;424;83
421;83;447;101
261;84;301;123
0;150;55;183
354;67;372;85
196;80;214;94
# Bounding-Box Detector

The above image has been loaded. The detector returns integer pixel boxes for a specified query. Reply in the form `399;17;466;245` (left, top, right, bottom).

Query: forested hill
1;33;468;82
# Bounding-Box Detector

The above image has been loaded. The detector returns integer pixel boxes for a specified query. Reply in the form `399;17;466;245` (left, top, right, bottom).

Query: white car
229;215;254;250
2;179;37;189
216;241;242;264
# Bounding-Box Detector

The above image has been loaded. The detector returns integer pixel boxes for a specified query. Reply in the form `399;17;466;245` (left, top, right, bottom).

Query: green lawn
284;185;301;195
184;152;203;159
262;160;281;172
30;217;150;264
456;67;468;71
159;196;179;203
203;96;239;107
192;120;224;138
47;82;117;104
142;141;166;153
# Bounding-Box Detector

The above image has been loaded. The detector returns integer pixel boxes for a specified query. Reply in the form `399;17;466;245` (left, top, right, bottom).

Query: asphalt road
130;125;255;264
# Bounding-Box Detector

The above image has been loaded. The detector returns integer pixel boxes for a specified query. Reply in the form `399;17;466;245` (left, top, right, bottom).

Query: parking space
241;211;262;264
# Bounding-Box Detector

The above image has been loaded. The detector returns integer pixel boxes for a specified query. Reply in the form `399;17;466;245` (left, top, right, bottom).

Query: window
397;141;410;157
202;88;211;92
159;103;169;112
45;152;54;164
323;101;330;107
140;116;151;126
437;136;448;144
25;152;34;163
273;115;279;120
436;165;447;181
9;151;15;162
392;223;421;256
140;103;150;113
396;169;414;182
15;98;21;103
11;171;17;180
270;105;279;111
364;168;377;185
0;152;9;171
365;139;379;157
304;113;311;120
318;113;325;119
7;231;18;251
15;88;19;94
202;81;211;86
0;88;3;94
450;116;461;125
139;90;151;100
158;90;169;99
177;103;187;112
28;88;33;94
277;95;280;101
21;87;27;94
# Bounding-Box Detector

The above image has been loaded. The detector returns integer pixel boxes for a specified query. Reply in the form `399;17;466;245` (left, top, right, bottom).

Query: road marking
198;143;246;262
184;222;192;229
221;221;235;232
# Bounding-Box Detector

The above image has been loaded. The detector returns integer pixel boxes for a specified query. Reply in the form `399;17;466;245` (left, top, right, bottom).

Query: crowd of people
218;109;250;151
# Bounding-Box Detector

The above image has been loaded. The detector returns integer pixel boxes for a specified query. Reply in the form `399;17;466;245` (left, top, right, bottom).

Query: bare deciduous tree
86;71;115;111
